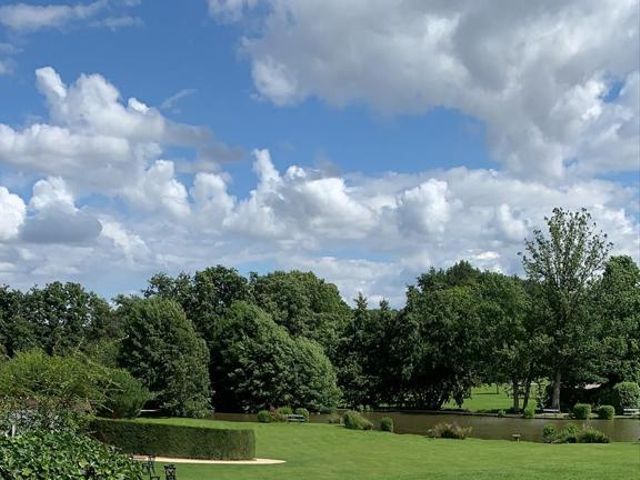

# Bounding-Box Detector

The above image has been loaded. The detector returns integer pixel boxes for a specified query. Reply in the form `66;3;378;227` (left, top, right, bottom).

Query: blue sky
0;0;638;304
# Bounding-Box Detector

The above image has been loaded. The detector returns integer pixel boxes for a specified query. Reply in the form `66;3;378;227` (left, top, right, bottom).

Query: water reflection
213;411;640;442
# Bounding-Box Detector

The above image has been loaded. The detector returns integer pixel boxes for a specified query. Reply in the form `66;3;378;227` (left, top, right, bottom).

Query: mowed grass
443;384;513;412
137;417;640;480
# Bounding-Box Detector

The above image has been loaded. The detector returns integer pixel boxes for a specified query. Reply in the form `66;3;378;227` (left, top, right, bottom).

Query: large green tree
521;208;611;410
209;301;340;412
115;297;211;417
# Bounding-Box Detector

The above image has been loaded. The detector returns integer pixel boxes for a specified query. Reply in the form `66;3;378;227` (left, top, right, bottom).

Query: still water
214;411;640;442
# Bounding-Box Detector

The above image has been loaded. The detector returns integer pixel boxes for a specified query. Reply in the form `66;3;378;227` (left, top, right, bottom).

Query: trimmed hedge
91;419;255;460
572;403;591;420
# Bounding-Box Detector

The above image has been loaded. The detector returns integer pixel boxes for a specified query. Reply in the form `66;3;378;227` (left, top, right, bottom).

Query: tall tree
116;297;211;417
521;208;611;410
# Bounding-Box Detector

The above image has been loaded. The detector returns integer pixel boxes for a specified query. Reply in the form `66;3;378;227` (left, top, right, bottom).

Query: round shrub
380;417;394;433
612;382;640;414
99;369;149;419
572;403;592;420
522;404;536;419
278;406;293;415
428;422;472;440
0;430;145;480
577;427;609;444
343;410;373;431
294;407;310;422
256;410;271;423
555;423;580;443
542;424;557;443
597;405;615;420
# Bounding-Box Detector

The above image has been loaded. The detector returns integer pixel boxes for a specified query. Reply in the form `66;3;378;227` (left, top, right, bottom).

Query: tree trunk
551;369;561;410
522;378;532;410
512;379;520;412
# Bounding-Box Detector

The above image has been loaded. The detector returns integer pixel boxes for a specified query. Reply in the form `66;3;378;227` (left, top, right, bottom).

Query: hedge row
91;419;255;460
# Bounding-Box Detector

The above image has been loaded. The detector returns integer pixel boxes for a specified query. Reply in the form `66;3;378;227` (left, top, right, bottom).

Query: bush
555;423;580;443
278;406;293;415
343;411;373;430
99;369;149;419
573;403;592;420
380;417;394;432
91;419;255;460
295;407;310;422
0;430;145;479
256;410;271;423
497;409;505;418
577;427;610;443
327;413;342;424
522;404;536;419
597;405;615;420
542;424;557;443
612;382;640;414
428;422;472;440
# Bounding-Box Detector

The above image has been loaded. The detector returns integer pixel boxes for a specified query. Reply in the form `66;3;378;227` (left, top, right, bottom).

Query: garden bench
541;408;560;414
286;414;307;422
623;408;640;416
142;454;161;480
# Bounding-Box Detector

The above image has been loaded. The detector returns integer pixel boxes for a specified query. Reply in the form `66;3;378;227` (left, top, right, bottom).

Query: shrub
572;403;592;420
522;404;536;419
0;430;145;479
428;422;472;440
278;406;293;415
91;419;255;460
294;407;310;422
343;410;373;430
497;409;505;418
542;424;557;443
99;369;149;419
256;410;271;423
597;405;615;420
577;427;610;443
380;417;394;432
612;382;640;414
327;413;342;424
555;423;580;443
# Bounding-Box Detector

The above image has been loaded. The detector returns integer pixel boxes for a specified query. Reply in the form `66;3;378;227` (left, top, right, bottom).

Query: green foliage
428;422;472;439
327;413;342;424
210;301;340;412
577;427;610;443
554;424;580;443
91;419;255;460
542;424;557;443
521;208;612;410
278;406;293;415
295;407;310;421
250;270;350;356
597;405;615;420
611;382;640;413
0;430;144;480
256;410;271;423
572;403;592;420
522;404;536;419
342;411;373;430
98;368;150;419
379;417;394;432
116;297;211;417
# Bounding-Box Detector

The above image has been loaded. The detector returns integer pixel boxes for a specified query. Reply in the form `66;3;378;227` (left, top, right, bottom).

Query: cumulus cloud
0;1;108;32
0;186;26;241
20;177;102;244
211;0;640;178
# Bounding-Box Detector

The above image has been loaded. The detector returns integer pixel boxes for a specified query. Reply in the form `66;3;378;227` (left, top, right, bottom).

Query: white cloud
0;1;107;32
212;0;640;178
0;186;26;241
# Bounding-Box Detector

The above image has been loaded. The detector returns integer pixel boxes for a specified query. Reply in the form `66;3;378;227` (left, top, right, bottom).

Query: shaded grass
443;384;512;412
135;417;640;480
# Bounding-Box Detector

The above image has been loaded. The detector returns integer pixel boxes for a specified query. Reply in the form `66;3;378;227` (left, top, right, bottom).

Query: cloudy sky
0;0;638;305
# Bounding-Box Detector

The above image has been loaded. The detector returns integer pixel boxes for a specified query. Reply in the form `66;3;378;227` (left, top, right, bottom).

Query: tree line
0;208;638;416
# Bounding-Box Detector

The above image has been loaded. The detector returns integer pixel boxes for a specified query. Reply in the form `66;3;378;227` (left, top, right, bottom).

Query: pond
213;411;640;442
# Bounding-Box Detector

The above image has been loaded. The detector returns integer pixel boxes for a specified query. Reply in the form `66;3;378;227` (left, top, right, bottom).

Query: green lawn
137;417;640;480
443;384;513;412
